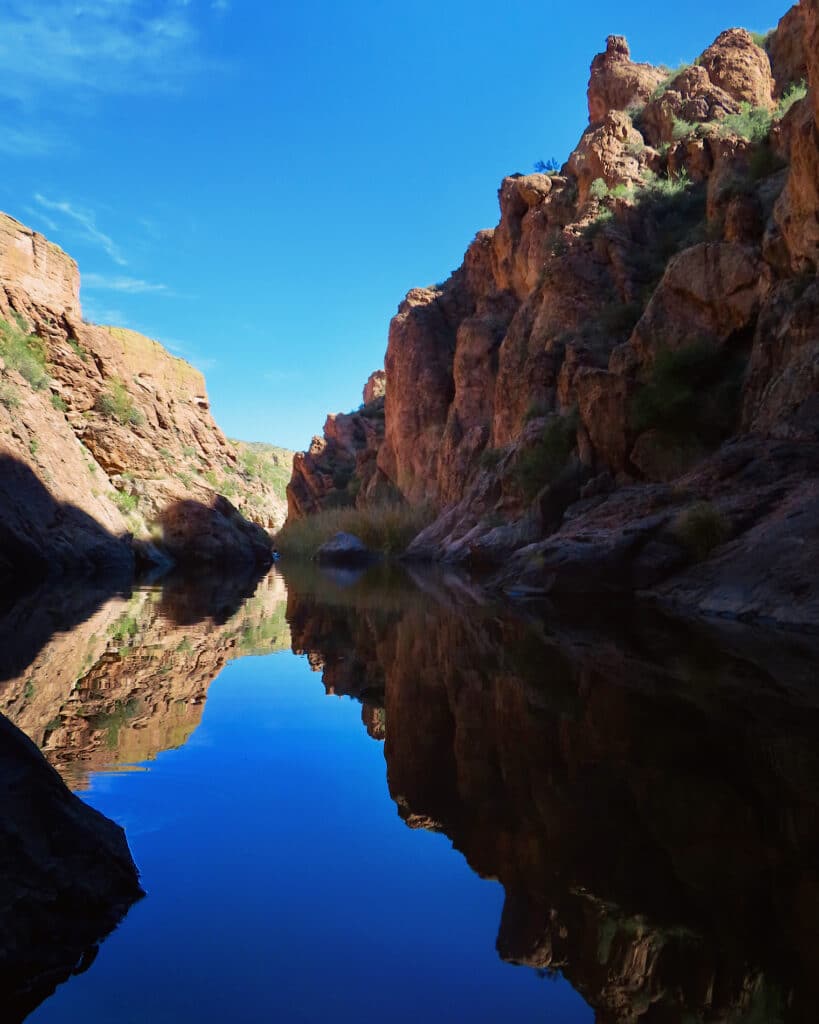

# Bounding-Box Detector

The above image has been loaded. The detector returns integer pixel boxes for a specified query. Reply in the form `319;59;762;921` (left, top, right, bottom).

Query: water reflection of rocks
0;570;290;789
282;563;819;1024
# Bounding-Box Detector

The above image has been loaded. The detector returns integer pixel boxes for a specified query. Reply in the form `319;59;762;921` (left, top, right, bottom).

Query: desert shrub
513;410;578;501
177;471;193;489
112;490;138;514
673;501;731;560
29;439;39;457
749;29;774;49
524;399;551;423
95;379;144;426
68;337;87;362
50;393;67;411
651;63;692;100
479;447;503;469
0;382;20;409
0;316;49;389
589;177;609;201
672;118;696;141
203;469;219;487
719;103;773;143
611;182;634;199
776;80;807;119
182;445;197;458
276;502;434;559
534;158;561;174
631;342;744;445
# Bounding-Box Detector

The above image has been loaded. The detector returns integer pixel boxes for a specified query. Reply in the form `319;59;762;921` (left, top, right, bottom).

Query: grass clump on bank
276;502;433;559
673;501;731;560
0;315;49;390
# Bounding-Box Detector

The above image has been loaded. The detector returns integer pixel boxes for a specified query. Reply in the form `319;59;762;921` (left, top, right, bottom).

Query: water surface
2;563;818;1022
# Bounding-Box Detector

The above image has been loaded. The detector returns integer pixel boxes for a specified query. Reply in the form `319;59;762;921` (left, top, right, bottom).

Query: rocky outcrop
288;3;819;629
0;211;279;578
287;372;389;517
587;36;666;123
363;369;386;405
0;711;142;1021
697;29;775;108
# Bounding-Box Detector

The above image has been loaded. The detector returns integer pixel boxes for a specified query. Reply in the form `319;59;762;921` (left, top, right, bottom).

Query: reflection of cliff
283;567;819;1023
0;571;289;789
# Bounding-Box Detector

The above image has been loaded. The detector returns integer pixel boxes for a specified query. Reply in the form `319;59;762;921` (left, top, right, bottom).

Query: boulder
316;531;374;565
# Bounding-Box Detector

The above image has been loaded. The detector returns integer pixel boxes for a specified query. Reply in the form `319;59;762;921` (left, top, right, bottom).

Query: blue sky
0;0;789;450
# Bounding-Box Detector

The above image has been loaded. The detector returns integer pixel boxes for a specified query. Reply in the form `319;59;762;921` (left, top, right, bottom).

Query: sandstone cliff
288;2;819;629
0;212;285;580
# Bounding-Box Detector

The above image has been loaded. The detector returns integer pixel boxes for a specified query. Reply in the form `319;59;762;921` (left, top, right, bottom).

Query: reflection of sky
29;649;592;1023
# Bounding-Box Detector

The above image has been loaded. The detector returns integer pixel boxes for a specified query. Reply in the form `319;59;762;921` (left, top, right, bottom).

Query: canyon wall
0;212;289;581
288;2;819;628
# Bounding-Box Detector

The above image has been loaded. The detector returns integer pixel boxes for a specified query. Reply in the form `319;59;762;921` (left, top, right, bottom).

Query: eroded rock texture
0;212;281;580
290;3;819;629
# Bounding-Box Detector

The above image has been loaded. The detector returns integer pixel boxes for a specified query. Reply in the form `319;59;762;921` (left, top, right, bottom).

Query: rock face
287;372;389;517
282;568;819;1022
0;711;142;1021
0;211;279;579
288;3;819;629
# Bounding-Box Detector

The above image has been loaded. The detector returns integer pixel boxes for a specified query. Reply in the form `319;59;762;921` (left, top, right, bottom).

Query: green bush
589;177;609;201
776;80;807;119
673;501;731;560
95;379;144;426
0;316;49;390
513;411;578;501
276;502;433;559
0;382;20;409
631;342;744;446
50;393;67;411
479;447;503;469
112;490;138;514
651;63;692;100
719;103;773;143
68;337;87;362
749;29;773;49
672;118;696;141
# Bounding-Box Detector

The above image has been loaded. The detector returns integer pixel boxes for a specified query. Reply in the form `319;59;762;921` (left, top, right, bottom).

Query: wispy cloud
0;2;209;101
0;1;227;154
83;273;170;295
34;193;126;265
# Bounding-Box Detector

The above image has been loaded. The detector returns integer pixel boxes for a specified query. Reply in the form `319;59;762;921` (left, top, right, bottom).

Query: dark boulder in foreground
0;713;143;1021
316;531;374;566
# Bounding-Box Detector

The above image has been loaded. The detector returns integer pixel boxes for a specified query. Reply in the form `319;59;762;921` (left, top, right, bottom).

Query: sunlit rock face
0;210;281;581
281;564;819;1023
288;5;819;629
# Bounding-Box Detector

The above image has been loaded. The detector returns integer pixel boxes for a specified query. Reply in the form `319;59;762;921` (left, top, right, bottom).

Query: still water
2;563;819;1022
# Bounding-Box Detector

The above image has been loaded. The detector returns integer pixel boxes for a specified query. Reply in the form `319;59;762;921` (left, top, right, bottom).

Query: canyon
287;1;819;630
0;213;292;583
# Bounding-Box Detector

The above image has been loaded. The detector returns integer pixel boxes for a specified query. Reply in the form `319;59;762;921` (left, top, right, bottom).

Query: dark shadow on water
278;562;819;1023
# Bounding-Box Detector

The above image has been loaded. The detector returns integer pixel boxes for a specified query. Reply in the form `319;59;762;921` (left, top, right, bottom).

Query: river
1;562;817;1022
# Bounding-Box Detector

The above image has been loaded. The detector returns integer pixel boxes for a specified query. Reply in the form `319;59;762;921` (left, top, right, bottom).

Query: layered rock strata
0;212;282;579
